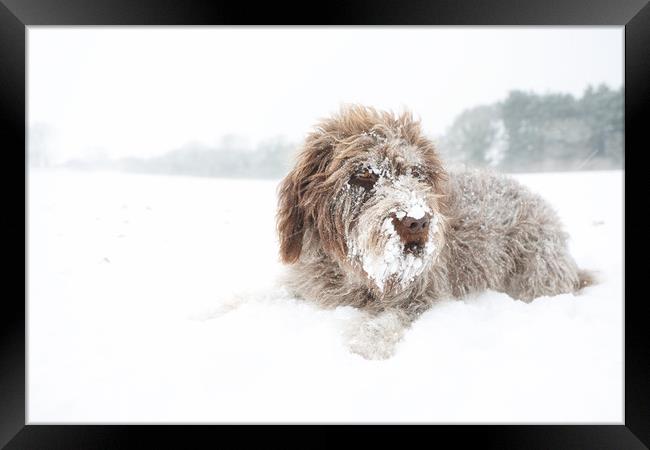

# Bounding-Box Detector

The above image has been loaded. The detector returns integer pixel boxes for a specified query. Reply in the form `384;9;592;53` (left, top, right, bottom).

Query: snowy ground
28;168;623;423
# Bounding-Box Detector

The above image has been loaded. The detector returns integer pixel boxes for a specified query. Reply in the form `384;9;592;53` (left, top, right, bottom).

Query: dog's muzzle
392;213;431;254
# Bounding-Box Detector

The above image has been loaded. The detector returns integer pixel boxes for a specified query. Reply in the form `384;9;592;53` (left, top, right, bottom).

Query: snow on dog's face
277;105;447;296
342;155;444;293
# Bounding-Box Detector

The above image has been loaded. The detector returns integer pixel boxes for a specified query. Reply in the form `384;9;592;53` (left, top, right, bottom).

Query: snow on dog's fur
277;105;593;360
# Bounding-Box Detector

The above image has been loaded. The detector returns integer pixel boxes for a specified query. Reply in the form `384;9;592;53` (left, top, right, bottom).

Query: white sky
28;27;623;163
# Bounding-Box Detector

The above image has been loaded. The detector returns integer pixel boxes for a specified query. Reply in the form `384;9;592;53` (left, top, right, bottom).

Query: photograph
27;26;623;423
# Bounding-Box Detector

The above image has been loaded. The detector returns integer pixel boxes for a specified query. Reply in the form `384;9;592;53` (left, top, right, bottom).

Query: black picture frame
3;0;646;448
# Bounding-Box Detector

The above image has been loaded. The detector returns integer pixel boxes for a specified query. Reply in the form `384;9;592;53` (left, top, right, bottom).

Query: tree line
438;84;623;172
61;136;295;179
32;84;623;176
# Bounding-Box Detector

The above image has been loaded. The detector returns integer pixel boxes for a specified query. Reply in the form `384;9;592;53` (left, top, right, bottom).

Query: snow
28;169;623;423
351;217;433;292
390;178;431;221
387;186;429;221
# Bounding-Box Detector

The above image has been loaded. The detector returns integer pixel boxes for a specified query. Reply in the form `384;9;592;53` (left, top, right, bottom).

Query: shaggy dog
277;105;592;360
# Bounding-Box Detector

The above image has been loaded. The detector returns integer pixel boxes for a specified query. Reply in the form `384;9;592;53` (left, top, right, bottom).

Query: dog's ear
277;170;306;264
277;132;335;264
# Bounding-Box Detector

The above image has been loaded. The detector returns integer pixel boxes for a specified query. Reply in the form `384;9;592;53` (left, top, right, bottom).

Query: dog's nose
401;216;430;233
393;213;431;247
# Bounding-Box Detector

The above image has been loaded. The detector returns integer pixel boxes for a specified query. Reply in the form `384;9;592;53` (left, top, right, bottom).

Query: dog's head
277;105;448;296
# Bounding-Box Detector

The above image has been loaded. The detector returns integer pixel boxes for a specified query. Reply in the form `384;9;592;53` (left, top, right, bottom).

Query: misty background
28;28;623;177
28;28;625;423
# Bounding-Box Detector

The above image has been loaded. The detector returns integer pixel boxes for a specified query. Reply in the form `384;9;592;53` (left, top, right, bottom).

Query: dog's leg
343;308;414;360
187;292;249;321
504;246;586;302
189;285;293;321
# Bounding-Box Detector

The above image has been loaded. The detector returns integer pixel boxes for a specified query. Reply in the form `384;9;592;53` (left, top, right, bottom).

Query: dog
276;105;593;359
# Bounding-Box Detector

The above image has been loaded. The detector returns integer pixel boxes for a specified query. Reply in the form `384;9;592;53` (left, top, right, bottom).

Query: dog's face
277;106;447;296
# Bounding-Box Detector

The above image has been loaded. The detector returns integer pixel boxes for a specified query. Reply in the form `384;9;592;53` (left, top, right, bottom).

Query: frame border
3;0;646;447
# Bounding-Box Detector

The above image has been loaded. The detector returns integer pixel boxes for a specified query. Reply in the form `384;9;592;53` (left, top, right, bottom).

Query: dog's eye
411;168;421;178
350;169;378;190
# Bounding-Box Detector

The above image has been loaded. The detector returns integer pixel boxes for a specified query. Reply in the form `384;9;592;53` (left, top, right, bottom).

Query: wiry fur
277;105;593;359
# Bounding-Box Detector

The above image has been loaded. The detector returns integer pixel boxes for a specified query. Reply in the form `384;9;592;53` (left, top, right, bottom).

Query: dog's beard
345;181;442;294
349;217;439;293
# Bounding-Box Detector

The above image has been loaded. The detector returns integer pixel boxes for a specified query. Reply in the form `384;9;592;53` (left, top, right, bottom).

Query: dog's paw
344;310;406;360
188;294;245;321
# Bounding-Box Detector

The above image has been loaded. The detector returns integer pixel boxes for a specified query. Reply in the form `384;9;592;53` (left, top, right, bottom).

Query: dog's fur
277;105;592;359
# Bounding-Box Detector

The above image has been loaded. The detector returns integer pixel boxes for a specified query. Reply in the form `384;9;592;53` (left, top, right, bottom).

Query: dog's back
442;169;592;301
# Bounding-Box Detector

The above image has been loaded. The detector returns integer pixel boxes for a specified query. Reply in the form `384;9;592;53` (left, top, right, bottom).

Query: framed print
2;0;647;448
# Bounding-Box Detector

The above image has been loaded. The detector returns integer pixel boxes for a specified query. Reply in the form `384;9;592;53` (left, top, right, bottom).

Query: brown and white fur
277;105;593;359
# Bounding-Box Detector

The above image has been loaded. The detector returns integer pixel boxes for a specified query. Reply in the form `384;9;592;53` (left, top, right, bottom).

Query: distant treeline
62;136;296;179
38;84;622;176
438;84;623;172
